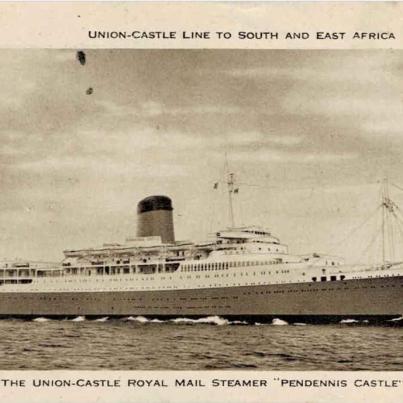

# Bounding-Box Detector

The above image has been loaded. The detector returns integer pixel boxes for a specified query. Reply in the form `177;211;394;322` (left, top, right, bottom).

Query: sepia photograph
0;48;402;372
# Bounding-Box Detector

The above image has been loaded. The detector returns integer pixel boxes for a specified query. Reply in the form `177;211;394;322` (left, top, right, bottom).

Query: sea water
0;317;401;370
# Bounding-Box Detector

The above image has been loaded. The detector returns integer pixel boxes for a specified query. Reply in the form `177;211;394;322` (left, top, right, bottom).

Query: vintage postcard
0;2;402;402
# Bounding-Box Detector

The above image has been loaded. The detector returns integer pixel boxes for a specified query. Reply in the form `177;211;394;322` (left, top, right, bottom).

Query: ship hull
0;276;402;320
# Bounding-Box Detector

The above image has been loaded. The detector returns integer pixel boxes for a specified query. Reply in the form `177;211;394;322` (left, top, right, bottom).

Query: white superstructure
1;226;401;293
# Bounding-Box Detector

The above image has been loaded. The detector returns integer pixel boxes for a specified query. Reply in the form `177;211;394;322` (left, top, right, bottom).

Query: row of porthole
36;270;297;285
0;283;312;292
11;281;326;291
11;283;390;300
8;296;240;303
1;295;232;310
2;284;394;303
68;260;287;275
4;279;400;293
1;284;303;292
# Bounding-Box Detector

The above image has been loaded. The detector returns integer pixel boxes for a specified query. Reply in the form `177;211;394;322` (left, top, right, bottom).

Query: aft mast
380;177;403;267
227;172;235;228
382;178;387;266
224;154;239;229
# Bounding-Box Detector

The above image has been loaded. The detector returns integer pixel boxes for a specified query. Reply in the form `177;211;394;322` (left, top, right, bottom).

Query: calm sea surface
0;317;402;370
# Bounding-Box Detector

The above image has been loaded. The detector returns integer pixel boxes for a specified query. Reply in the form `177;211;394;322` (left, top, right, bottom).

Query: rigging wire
388;208;395;261
236;180;380;193
211;166;402;264
388;208;403;261
356;219;383;265
326;205;382;255
391;182;403;193
390;212;403;261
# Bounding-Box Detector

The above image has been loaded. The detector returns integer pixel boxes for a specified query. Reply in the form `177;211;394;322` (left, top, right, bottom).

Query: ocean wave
121;315;231;325
71;316;86;322
339;319;359;324
170;316;229;326
388;316;403;322
121;315;162;323
94;317;109;322
120;316;250;325
254;319;289;326
33;317;52;322
272;318;288;326
293;322;307;326
122;316;149;323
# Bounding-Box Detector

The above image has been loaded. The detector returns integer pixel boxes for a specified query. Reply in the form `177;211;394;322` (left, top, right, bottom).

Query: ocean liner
0;175;402;322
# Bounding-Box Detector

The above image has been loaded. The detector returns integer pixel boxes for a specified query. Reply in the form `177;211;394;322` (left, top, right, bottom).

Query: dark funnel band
137;195;173;214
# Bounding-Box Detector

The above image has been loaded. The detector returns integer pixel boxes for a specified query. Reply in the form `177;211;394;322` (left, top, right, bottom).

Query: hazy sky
1;49;403;262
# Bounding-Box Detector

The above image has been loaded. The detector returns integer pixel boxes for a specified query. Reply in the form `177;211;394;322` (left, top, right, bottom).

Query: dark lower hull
0;276;402;319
